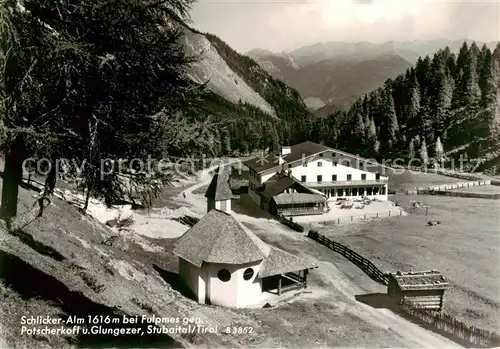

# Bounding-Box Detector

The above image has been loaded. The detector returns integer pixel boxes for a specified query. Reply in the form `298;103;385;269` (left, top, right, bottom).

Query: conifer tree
437;73;454;118
223;132;232;155
435;137;444;161
0;0;215;219
406;74;421;128
408;138;416;159
354;112;366;150
366;117;379;155
489;89;500;138
420;138;429;167
456;42;470;78
386;92;399;149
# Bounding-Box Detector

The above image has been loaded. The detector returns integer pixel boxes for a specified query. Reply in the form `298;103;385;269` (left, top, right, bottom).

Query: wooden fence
308;230;388;286
275;214;304;232
397;166;486;181
402;306;500;348
406;180;491;195
430;190;500;199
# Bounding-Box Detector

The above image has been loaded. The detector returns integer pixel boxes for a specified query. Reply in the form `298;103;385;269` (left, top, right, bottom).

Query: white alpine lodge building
243;141;390;215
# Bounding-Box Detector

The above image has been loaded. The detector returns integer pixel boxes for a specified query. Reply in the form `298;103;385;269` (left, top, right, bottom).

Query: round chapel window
217;269;231;282
243;268;254;281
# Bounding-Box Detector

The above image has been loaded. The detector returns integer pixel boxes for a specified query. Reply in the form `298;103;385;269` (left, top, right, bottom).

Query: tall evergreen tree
408;138;416;159
419;138;429;167
366;117;379;155
354;112;366;151
0;0;215;219
480;53;498;109
435;137;444;161
223;132;232;155
456;42;470;79
438;73;454;111
406;73;421;131
466;46;482;104
386;91;399;149
489;88;500;138
436;73;454;129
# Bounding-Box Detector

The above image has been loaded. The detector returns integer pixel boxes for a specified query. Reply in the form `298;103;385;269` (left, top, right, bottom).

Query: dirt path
177;159;239;201
177;167;216;199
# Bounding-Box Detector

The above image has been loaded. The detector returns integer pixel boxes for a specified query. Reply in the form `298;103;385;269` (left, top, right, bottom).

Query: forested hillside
185;28;319;155
303;42;500;174
202;35;498;174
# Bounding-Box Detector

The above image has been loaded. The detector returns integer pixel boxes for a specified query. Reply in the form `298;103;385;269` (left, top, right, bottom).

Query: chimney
281;146;291;155
278;154;285;165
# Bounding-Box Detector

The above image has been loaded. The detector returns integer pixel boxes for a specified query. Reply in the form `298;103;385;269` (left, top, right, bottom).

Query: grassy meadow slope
319;193;500;332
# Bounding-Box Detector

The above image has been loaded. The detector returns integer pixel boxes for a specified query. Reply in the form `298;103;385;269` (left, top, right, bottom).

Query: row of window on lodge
284;159;363;170
301;173;380;183
300;159;357;168
297;152;364;167
319;186;386;197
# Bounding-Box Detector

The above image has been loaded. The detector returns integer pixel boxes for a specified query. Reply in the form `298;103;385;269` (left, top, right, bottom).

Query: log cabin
387;270;449;311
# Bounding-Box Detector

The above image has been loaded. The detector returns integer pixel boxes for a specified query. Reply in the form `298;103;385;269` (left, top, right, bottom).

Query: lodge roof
272;193;326;205
243;141;391;174
173;209;270;267
244;141;329;173
389;270;449;291
229;178;249;190
259;172;298;199
205;166;233;201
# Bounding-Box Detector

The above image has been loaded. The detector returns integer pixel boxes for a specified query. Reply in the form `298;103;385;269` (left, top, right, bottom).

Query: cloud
190;0;499;53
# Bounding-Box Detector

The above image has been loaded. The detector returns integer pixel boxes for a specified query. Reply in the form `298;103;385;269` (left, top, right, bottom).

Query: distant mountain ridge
246;39;500;112
273;39;499;66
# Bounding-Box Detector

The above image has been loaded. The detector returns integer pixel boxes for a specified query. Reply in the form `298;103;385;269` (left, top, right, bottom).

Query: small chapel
173;166;316;308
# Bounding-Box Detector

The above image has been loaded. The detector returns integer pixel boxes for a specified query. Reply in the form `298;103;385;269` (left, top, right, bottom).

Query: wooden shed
270;193;326;216
387;270;449;311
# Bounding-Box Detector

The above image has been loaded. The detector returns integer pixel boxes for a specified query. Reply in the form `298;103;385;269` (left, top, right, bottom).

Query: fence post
364;214;366;220
376;213;379;218
400;209;402;216
426;206;428;216
389;210;391;217
351;216;353;221
337;218;340;224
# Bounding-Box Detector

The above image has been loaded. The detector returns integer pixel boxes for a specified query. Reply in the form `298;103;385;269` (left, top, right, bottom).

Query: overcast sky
189;0;500;54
